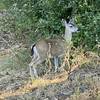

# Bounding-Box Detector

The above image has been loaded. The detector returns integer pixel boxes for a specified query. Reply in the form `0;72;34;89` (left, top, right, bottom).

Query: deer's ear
69;18;74;24
61;18;71;25
62;19;67;26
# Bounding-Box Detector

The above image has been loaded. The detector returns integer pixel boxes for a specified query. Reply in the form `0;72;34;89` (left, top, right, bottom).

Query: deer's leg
29;65;38;79
29;54;41;79
54;56;59;72
29;59;39;79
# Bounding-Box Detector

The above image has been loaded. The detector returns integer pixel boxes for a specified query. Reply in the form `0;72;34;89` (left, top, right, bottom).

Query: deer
29;19;78;79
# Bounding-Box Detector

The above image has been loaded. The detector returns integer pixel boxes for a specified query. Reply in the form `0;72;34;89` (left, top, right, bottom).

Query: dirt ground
0;50;100;100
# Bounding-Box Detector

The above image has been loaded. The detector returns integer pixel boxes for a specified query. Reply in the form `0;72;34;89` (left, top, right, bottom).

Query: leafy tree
1;0;100;49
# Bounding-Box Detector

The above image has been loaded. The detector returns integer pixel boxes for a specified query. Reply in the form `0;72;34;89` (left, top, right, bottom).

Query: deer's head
62;19;78;33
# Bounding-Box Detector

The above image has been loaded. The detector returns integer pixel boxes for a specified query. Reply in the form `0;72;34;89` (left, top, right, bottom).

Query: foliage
0;0;100;49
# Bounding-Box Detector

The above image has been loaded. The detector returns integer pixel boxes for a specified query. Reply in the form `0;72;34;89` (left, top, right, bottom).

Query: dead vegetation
0;31;100;99
0;45;100;99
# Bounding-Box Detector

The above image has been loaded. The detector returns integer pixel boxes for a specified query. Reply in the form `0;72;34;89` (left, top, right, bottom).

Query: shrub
1;0;100;49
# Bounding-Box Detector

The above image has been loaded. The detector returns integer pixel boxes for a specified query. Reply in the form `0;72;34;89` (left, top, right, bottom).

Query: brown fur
35;38;68;59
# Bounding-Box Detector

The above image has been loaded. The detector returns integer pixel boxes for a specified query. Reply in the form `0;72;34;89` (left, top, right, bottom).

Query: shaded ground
0;50;100;100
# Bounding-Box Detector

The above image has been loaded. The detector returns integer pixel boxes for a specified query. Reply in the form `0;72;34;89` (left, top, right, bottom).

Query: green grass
0;48;31;71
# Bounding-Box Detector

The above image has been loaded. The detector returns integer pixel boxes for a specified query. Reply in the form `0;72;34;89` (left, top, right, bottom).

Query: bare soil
0;52;100;100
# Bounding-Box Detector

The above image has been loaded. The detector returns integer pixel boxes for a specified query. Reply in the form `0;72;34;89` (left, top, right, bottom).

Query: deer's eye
70;25;73;27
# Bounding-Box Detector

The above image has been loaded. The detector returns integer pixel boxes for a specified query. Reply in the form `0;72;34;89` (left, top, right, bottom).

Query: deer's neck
64;27;72;43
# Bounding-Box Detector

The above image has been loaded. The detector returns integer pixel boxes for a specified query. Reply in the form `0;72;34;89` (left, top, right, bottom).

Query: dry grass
0;46;100;99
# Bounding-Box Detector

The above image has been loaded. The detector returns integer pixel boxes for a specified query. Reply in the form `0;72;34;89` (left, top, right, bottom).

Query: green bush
1;0;100;49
